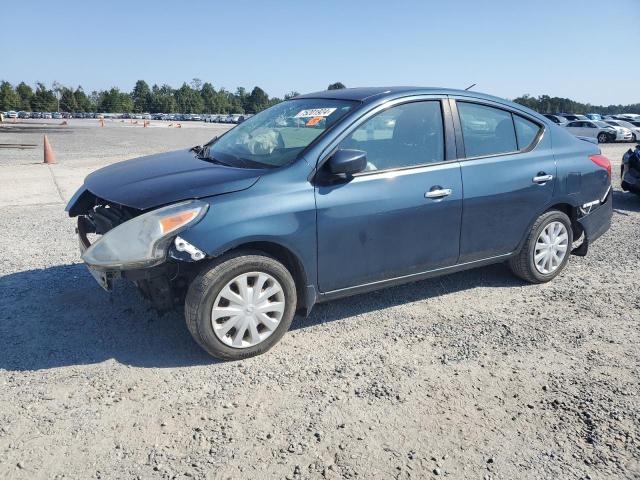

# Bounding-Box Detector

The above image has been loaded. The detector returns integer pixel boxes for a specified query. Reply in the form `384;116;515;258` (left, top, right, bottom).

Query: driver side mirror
328;149;367;176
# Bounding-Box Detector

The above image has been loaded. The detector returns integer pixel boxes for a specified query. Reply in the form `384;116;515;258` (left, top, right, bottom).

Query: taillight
589;154;611;178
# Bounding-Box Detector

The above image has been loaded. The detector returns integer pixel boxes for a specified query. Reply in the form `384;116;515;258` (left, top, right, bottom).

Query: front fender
177;170;317;293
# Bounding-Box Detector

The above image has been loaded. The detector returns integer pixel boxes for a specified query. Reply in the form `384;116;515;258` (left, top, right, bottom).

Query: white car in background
6;111;18;118
617;114;640;121
564;120;619;143
604;120;640;142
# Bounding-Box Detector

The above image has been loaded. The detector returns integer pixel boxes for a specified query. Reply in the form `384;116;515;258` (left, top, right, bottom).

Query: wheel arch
514;201;581;255
543;202;582;240
211;240;316;314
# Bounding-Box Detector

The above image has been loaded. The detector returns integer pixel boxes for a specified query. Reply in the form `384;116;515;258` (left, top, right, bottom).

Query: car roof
295;86;513;104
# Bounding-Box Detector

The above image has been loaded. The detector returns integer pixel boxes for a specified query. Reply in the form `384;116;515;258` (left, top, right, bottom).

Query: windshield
595;121;611;128
208;98;358;168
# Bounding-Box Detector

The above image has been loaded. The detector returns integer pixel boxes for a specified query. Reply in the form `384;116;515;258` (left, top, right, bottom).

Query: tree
150;84;177;113
215;88;234;114
327;82;346;90
74;86;92;112
131;80;151;113
235;87;248;112
200;82;218;113
15;82;33;111
30;83;57;111
246;86;269;113
174;83;204;113
191;78;203;91
284;91;300;100
51;81;64;111
0;81;21;110
98;87;133;112
59;87;78;112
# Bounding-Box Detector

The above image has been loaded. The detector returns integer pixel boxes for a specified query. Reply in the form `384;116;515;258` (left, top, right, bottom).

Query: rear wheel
597;132;608;143
185;252;297;360
509;210;573;283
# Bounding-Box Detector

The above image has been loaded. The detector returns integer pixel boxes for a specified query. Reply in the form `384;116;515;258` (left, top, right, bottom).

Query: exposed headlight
82;200;209;269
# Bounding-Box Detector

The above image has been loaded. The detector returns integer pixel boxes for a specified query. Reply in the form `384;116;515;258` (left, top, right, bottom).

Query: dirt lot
0;120;638;480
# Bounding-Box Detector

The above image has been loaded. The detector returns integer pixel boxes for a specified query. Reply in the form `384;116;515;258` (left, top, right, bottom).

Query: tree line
0;79;346;114
3;80;635;115
513;94;640;115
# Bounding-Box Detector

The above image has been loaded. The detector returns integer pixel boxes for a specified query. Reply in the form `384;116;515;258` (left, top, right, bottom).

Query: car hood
82;149;264;210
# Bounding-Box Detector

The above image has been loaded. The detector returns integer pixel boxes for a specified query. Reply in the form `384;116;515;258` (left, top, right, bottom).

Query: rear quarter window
514;115;541;150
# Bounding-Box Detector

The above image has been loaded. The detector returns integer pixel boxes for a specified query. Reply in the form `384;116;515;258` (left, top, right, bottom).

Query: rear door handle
425;188;452;199
532;174;553;184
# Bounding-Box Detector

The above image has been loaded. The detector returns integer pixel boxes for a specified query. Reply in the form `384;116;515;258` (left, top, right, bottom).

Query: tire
185;251;297;360
632;133;636;142
597;133;608;143
509;210;573;284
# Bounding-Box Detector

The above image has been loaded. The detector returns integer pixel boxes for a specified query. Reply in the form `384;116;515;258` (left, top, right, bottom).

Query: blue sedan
67;87;613;360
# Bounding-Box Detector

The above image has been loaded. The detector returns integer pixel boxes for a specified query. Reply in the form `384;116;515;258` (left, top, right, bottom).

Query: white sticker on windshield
294;108;337;118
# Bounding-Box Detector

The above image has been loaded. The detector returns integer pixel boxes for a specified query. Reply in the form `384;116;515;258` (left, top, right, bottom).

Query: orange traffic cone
43;135;56;164
99;119;105;127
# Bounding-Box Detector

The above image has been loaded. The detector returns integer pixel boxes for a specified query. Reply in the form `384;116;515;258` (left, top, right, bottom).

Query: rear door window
457;102;517;157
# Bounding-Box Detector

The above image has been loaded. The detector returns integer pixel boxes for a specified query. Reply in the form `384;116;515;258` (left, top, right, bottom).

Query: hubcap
211;272;285;348
534;221;569;275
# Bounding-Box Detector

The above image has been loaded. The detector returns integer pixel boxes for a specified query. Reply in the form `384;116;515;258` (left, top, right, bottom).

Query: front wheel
185;252;297;360
509;210;573;283
597;133;608;143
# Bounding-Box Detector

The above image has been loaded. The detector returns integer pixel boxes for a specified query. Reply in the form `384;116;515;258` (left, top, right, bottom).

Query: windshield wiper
200;155;232;167
191;136;218;159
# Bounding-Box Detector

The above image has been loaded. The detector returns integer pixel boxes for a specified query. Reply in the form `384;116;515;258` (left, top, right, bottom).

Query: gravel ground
0;121;638;480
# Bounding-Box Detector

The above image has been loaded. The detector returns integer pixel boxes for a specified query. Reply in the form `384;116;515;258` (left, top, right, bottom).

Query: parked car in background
564;120;618;143
6;111;18;118
66;87;612;360
543;114;568;125
608;124;633;142
43;112;53;119
586;113;602;121
603;120;640;142
626;120;640;132
17;111;30;119
617;114;640;120
560;114;590;122
621;144;640;195
52;112;62;119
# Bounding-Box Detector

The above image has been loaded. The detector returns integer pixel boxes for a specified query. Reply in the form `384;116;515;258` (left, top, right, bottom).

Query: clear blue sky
2;0;638;105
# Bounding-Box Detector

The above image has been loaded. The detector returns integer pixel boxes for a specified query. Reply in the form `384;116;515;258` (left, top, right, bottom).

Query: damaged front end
621;145;640;194
67;188;209;312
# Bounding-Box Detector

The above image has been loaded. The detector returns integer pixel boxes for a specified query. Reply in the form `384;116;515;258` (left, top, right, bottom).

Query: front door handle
533;174;553;184
425;188;452;199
